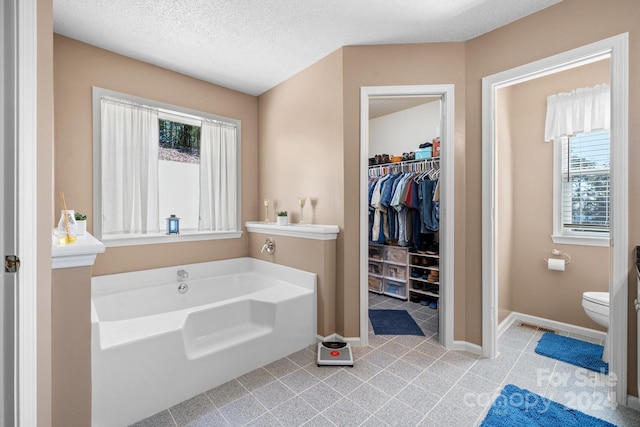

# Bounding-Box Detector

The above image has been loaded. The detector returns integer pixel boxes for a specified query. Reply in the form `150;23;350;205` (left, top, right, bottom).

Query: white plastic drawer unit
383;245;408;264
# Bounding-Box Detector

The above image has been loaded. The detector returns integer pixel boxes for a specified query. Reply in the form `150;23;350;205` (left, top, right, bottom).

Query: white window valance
544;83;610;142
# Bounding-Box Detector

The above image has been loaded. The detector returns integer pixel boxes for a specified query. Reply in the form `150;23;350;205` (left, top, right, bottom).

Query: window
553;130;610;245
92;87;241;246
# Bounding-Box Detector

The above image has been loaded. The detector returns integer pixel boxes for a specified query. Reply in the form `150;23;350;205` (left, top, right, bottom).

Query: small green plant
74;212;87;221
277;211;288;217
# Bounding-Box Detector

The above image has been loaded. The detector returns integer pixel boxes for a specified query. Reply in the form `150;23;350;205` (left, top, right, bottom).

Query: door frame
15;0;39;424
481;33;629;405
360;85;455;349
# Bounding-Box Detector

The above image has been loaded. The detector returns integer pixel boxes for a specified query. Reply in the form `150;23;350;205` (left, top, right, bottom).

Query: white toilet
581;291;609;362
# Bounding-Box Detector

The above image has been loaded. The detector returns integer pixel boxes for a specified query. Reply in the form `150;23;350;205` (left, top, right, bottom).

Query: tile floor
131;293;640;426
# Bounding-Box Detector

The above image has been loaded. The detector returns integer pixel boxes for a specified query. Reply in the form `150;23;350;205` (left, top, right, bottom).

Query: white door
1;0;17;424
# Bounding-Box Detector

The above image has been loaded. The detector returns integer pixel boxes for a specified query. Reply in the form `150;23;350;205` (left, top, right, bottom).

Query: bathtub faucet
177;269;189;280
261;237;276;255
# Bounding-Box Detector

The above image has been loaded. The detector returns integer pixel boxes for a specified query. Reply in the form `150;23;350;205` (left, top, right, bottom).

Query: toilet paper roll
548;258;565;271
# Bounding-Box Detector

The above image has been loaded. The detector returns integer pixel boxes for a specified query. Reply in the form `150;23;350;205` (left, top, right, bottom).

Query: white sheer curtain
199;121;237;231
544;83;610;142
101;98;160;234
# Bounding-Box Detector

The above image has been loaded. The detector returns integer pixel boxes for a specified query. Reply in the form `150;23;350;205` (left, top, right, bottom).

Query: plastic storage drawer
368;261;383;276
368;276;383;293
383;279;407;298
383;246;407;264
369;244;383;260
384;263;407;281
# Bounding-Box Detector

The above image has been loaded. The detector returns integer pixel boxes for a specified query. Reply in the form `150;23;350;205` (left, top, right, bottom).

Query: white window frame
92;87;242;247
552;132;610;247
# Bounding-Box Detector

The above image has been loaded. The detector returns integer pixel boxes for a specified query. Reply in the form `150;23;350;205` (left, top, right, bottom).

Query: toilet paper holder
544;249;572;265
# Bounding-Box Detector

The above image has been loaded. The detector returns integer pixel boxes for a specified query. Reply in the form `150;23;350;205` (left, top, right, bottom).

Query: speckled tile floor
130;293;640;426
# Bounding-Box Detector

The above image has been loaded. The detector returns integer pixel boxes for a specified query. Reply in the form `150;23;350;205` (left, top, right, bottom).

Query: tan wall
466;0;639;397
257;50;344;332
38;0;54;425
51;267;92;427
257;50;344;225
53;35;259;275
342;43;467;338
499;60;610;329
248;233;336;336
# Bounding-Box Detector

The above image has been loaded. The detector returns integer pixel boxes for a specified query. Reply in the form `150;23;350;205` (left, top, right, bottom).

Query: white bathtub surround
245;221;339;240
91;257;317;427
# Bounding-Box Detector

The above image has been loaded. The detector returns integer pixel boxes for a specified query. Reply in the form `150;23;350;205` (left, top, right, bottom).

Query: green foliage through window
159;119;201;157
562;130;610;232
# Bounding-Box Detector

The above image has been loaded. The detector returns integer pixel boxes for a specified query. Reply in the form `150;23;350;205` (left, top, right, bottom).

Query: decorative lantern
166;214;180;235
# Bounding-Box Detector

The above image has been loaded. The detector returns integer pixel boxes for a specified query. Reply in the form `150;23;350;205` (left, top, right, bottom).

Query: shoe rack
408;247;439;305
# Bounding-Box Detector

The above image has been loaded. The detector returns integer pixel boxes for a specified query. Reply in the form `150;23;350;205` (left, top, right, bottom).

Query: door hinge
5;255;20;273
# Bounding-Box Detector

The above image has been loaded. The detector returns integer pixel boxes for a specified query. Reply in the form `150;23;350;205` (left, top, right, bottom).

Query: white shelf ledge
51;232;106;269
245;221;339;241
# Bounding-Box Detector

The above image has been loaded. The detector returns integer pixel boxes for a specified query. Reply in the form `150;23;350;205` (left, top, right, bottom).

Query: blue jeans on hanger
420;179;439;232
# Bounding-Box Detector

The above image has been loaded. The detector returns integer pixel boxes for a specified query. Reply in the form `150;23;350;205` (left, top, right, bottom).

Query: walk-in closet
366;95;444;325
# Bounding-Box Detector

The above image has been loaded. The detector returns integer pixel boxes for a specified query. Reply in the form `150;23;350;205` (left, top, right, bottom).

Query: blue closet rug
481;384;614;427
535;332;608;374
368;309;424;336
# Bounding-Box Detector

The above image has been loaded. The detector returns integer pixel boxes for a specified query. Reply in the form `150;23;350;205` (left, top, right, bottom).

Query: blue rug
368;309;424;336
481;384;614;427
535;332;608;374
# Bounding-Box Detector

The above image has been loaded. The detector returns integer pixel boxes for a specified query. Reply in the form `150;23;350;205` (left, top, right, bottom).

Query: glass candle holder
298;197;306;225
264;199;270;222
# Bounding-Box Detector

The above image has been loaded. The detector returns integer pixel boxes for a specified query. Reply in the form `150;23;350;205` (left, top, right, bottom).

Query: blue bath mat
368;309;424;336
481;384;614;427
535;332;608;374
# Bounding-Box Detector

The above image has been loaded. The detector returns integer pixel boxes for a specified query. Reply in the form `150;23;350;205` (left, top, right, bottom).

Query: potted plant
74;212;87;235
276;211;288;226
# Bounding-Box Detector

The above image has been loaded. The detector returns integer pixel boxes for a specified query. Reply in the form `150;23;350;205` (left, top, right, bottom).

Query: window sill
551;234;610;247
101;230;243;247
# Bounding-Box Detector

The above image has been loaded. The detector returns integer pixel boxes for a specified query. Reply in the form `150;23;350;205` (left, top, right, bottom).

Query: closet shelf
410;264;439;270
410;289;440;299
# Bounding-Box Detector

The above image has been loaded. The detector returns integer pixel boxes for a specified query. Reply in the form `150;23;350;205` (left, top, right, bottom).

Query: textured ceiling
53;0;562;96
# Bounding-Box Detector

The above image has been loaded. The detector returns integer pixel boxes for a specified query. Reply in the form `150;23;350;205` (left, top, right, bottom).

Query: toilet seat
583;291;609;307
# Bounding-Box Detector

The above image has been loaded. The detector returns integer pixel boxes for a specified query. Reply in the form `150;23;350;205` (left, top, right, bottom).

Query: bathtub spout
261;237;276;255
177;269;189;280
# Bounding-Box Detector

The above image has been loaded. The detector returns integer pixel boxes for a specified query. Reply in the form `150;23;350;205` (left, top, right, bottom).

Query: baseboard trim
627;394;640;411
498;311;606;341
448;340;483;356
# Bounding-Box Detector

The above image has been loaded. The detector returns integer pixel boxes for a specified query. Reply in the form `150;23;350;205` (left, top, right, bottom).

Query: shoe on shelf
429;300;438;309
426;241;439;255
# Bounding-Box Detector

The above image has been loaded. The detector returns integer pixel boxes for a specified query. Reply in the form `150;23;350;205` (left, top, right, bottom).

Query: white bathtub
91;257;317;427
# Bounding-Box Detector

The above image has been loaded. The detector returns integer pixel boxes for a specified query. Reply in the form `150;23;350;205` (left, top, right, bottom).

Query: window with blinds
561;130;610;234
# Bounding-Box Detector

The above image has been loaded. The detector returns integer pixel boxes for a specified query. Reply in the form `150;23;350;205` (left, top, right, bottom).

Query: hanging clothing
368;161;440;248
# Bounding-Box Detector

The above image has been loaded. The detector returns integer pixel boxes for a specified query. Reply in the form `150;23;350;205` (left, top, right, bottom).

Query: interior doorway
359;85;455;349
482;34;629;405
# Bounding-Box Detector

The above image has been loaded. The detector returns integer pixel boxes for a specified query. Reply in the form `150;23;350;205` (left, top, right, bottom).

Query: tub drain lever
261;237;276;255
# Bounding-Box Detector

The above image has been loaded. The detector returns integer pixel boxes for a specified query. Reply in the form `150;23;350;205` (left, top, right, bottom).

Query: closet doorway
359;85;455;349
